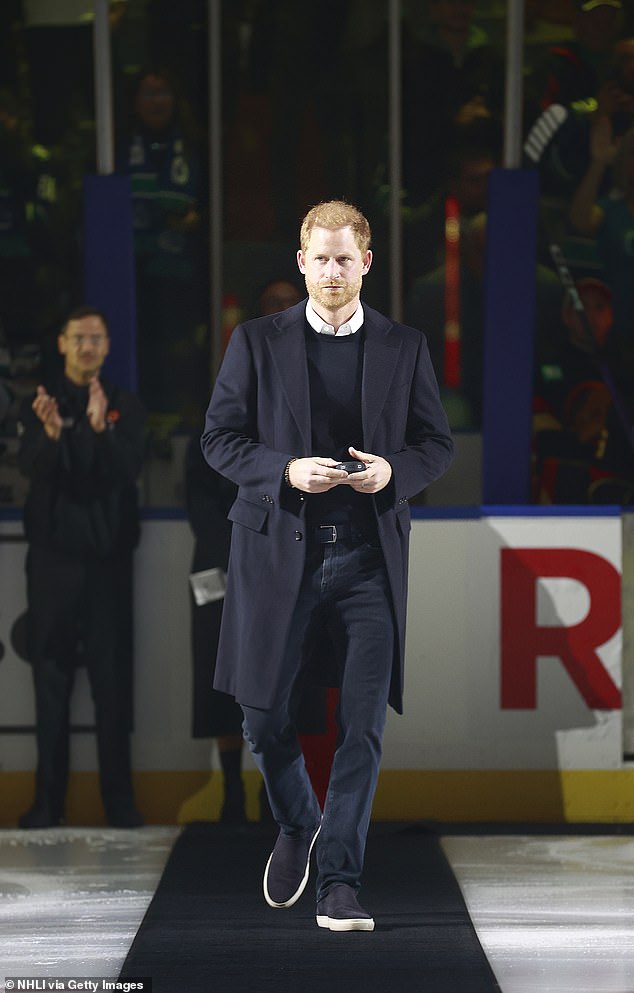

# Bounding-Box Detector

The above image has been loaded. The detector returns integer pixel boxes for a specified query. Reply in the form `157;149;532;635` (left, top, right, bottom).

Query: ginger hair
300;200;372;254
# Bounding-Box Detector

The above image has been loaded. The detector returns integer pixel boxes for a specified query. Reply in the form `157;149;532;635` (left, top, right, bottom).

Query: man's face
134;74;175;132
58;315;110;384
259;280;302;316
577;5;621;52
453;158;494;216
297;226;372;317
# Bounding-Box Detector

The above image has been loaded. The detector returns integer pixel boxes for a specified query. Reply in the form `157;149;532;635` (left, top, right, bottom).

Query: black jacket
19;376;145;557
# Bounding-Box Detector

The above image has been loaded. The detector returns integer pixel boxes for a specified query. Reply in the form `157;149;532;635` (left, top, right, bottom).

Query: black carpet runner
120;821;501;993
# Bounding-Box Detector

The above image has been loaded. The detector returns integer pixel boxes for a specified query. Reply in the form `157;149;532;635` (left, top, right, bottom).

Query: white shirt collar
305;300;364;336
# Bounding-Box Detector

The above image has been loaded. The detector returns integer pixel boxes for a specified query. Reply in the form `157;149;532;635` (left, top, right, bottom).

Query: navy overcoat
201;299;453;714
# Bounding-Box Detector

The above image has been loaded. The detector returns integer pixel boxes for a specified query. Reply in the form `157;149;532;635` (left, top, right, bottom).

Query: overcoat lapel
362;311;401;448
266;308;312;450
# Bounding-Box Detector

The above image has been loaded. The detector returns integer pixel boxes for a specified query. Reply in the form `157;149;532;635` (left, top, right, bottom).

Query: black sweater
304;323;373;526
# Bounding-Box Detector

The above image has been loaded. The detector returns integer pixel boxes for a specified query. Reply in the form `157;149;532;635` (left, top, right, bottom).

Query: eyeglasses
65;334;107;348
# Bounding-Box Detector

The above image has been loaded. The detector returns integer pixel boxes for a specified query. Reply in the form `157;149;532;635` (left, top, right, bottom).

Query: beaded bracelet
284;458;298;488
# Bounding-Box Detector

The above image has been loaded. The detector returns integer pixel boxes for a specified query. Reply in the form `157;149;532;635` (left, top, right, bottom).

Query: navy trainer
316;883;375;931
263;822;321;908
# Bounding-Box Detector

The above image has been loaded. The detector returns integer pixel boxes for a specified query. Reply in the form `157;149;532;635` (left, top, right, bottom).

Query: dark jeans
241;534;394;900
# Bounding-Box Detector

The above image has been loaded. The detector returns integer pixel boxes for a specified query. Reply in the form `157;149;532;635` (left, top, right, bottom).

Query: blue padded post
482;168;539;504
83;174;137;390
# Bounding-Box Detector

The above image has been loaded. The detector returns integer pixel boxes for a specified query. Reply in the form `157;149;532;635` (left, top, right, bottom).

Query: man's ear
297;249;306;274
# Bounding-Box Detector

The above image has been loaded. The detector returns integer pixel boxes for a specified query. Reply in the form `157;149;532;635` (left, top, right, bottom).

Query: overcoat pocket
228;497;269;534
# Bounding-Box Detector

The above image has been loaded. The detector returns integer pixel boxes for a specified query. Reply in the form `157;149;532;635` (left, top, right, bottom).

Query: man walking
201;201;453;929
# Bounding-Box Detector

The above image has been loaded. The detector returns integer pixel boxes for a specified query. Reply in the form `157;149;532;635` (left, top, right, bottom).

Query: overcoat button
294;531;303;541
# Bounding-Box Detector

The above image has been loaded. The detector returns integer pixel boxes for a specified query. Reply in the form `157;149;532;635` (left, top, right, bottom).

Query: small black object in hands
335;460;366;473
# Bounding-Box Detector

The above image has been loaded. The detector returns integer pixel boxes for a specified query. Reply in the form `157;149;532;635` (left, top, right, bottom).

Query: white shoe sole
263;823;321;909
316;914;375;932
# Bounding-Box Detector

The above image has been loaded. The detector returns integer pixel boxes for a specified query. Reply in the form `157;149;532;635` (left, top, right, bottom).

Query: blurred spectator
525;35;634;280
403;138;498;286
255;278;303;317
533;276;634;503
0;89;68;351
532;0;624;113
109;0;150;111
596;35;634;132
185;275;300;823
186;436;247;824
146;0;208;122
525;31;634;205
402;0;504;206
405;212;563;429
116;66;206;446
535;275;614;411
405;211;486;428
568;114;634;387
246;1;350;238
17;306;145;828
186;275;321;823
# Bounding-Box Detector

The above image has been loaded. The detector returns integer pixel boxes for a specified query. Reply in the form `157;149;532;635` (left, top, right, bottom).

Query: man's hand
287;457;348;492
343;446;392;494
287;449;393;494
86;376;108;433
32;385;63;441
